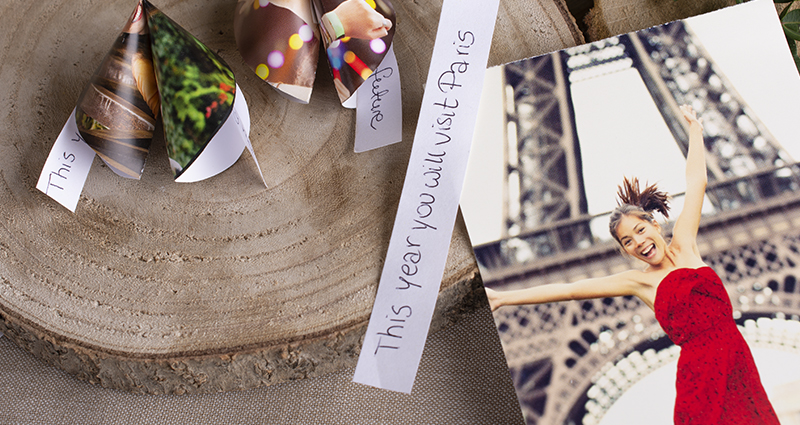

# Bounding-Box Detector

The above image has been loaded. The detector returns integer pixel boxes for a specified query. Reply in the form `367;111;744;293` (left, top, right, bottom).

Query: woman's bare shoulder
606;269;659;293
614;268;655;284
665;244;706;268
620;268;667;309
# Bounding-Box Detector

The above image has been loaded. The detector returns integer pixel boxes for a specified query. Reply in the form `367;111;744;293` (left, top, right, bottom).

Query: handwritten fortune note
36;111;97;212
352;0;500;393
355;45;402;152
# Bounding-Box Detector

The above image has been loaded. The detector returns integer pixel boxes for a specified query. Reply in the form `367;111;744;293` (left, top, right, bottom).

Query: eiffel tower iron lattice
476;20;797;273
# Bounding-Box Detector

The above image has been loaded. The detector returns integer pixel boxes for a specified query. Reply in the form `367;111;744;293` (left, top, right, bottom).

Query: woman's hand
332;0;392;40
680;104;703;131
485;287;502;312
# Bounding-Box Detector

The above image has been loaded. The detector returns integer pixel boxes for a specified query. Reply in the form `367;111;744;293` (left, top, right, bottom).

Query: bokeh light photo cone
234;0;321;103
234;0;395;105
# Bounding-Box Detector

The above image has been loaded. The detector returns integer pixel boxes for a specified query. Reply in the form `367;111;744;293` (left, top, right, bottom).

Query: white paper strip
35;109;96;212
352;0;499;393
175;85;263;184
354;45;403;153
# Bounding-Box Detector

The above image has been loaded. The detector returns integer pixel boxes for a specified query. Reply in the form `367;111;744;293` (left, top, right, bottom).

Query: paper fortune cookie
233;0;396;104
74;0;250;181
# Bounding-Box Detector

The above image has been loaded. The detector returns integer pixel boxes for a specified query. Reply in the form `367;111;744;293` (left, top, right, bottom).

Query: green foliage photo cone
143;0;236;177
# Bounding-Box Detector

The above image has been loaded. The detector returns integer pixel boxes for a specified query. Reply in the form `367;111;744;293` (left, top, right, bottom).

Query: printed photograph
75;0;158;179
234;0;395;105
234;0;321;103
145;0;237;177
461;1;800;423
314;0;396;103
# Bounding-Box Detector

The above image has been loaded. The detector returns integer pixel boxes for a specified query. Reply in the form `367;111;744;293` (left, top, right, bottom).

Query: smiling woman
610;179;672;266
486;104;781;424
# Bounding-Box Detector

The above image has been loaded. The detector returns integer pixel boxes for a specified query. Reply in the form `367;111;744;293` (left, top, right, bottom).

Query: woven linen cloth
0;306;523;425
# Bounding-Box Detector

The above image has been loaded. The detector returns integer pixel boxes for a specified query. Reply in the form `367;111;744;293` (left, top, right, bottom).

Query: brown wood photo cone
0;0;583;394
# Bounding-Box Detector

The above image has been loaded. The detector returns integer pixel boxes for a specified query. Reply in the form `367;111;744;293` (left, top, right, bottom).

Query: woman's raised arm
671;105;707;251
486;270;642;311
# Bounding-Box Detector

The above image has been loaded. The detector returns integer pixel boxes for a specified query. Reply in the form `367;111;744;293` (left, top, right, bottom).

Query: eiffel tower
477;21;800;424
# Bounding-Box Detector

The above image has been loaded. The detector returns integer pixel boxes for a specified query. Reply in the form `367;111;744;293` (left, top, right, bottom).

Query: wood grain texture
584;0;736;41
0;0;582;394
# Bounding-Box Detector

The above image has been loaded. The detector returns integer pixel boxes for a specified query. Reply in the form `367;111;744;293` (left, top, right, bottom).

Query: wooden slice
584;0;735;41
0;0;583;394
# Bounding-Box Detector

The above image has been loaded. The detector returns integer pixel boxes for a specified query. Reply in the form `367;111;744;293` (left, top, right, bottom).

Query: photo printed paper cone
38;0;262;212
234;0;321;103
234;0;395;105
313;0;395;104
143;0;237;179
74;0;158;180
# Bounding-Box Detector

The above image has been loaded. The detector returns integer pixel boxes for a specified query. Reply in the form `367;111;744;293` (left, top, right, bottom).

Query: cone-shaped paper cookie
143;0;237;178
38;0;262;212
74;1;159;179
314;0;396;104
234;0;320;103
234;0;395;105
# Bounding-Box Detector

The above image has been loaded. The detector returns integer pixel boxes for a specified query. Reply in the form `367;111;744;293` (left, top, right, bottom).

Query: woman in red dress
486;105;780;424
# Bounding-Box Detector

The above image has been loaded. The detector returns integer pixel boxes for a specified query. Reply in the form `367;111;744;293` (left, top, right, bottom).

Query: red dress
654;267;780;424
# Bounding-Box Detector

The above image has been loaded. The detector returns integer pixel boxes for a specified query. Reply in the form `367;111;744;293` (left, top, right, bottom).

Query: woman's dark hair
609;177;670;244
